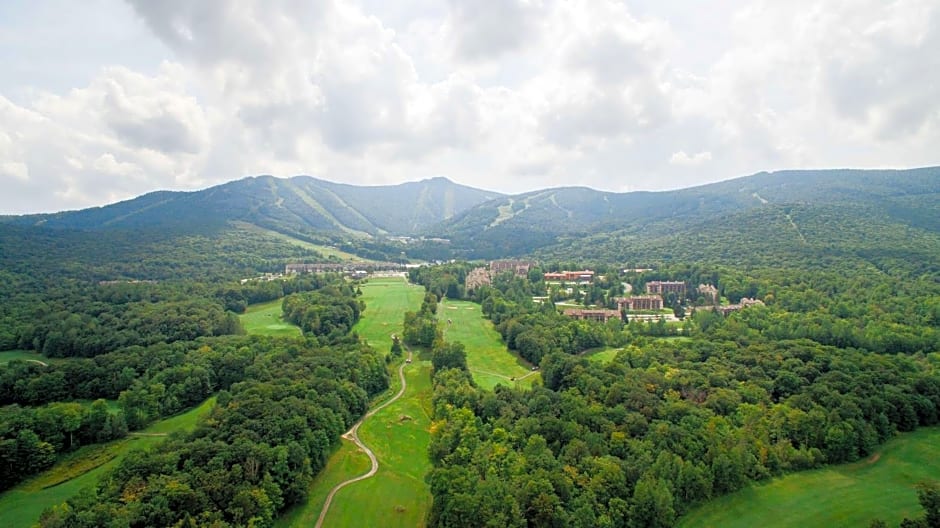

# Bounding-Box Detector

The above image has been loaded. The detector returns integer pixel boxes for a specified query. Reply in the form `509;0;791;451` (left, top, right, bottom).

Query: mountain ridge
426;166;940;258
2;167;938;263
2;174;503;237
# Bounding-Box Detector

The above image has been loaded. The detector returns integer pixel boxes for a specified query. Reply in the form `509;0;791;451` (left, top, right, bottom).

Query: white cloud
0;0;937;212
669;151;712;167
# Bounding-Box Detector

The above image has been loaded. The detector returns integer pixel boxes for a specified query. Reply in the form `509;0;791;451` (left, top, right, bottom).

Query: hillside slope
4;175;502;237
430;167;940;258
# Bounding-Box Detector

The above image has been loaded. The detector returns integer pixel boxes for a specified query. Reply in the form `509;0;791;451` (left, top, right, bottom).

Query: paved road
315;350;412;528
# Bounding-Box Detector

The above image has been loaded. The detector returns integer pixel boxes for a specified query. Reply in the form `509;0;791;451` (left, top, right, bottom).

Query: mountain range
3;167;939;262
4;175;501;237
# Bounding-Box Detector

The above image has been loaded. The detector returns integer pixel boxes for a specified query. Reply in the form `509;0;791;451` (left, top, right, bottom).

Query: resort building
616;295;664;311
563;308;622;323
544;270;595;282
490;260;536;277
647;280;686;295
697;284;719;305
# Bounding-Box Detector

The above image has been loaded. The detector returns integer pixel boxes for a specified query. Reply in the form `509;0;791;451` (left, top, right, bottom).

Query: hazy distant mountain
3;167;937;264
427;166;940;258
4;175;502;236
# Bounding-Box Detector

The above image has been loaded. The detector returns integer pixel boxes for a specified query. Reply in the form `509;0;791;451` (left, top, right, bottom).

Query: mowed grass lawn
438;299;538;390
273;440;372;528
239;299;302;337
277;277;429;527
0;397;216;528
679;426;940;528
353;276;426;353
323;363;434;528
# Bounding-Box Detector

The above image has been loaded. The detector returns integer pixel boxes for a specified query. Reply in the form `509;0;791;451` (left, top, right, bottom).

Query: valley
5;1;939;525
0;167;938;527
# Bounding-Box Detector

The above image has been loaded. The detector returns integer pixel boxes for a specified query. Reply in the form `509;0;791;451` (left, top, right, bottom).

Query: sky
1;0;938;214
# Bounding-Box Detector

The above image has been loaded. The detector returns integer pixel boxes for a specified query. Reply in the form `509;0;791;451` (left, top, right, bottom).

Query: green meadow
322;362;434;527
279;277;431;527
0;397;216;528
239;298;303;337
353;276;426;353
273;440;372;527
438;298;538;390
678;426;940;528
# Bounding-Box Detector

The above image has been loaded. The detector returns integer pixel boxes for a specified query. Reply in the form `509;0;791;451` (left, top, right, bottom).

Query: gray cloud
0;0;938;213
447;0;539;61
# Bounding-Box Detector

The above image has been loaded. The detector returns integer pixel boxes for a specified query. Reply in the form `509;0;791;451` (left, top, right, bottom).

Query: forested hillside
1;273;389;526
430;167;940;258
409;256;940;527
1;166;938;527
2;175;500;237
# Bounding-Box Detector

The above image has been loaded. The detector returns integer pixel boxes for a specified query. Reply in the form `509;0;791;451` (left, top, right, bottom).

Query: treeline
0;338;255;492
282;283;364;339
0;222;337;354
216;273;327;313
416;265;940;527
427;343;940;527
38;339;388;527
1;271;339;357
0;399;127;489
0;338;255;407
33;279;389;527
403;292;444;347
30;299;242;358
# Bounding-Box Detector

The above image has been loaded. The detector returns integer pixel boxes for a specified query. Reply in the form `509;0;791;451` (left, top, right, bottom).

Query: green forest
1;167;939;527
409;257;940;527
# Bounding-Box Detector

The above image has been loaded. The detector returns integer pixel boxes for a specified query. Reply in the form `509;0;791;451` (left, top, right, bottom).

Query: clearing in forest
583;347;622;364
678;426;940;528
437;298;538;390
0;397;217;528
239;298;303;337
277;277;432;528
0;350;57;366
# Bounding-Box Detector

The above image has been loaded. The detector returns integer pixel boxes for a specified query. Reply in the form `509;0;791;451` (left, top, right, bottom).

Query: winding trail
315;350;412;528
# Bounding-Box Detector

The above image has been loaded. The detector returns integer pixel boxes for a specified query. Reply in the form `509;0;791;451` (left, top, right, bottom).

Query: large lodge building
646;280;686;295
563;308;622;323
616;295;664;311
544;270;595;282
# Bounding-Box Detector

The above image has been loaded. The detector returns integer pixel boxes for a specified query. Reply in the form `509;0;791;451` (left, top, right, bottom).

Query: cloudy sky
1;0;938;214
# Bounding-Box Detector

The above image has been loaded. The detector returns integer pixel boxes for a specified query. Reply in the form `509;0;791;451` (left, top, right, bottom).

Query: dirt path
314;350;412;528
474;367;539;383
127;432;168;437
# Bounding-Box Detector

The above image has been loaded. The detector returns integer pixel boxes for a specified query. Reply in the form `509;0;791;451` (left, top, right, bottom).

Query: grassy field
278;277;430;527
274;440;373;527
438;299;538;390
353;276;426;353
0;350;56;365
583;347;622;363
321;362;434;527
239;299;303;337
679;426;940;528
0;397;216;528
